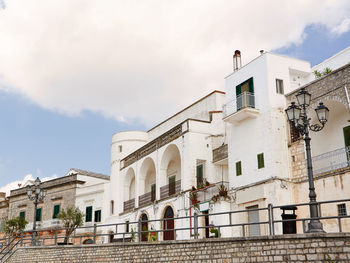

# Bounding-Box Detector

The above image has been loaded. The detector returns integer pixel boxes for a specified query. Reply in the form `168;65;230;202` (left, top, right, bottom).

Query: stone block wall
6;233;350;263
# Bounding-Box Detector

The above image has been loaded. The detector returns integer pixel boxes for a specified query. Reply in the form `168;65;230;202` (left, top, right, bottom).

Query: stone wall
6;233;350;263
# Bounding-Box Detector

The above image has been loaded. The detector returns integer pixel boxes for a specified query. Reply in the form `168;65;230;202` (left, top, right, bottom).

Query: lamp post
26;177;46;245
285;88;329;233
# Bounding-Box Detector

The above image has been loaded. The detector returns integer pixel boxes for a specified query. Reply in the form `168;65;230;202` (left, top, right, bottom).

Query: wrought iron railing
160;180;181;199
0;199;349;252
123;198;135;212
212;144;228;163
121;123;183;170
223;92;255;117
312;146;350;175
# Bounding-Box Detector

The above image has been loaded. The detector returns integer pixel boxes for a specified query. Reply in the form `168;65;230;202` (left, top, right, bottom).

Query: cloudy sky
0;0;350;194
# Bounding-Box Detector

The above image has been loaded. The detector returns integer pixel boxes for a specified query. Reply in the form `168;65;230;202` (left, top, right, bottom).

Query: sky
0;0;350;195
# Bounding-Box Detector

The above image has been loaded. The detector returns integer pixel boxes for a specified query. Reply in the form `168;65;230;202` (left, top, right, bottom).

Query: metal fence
312;146;350;175
1;198;350;261
223;92;255;117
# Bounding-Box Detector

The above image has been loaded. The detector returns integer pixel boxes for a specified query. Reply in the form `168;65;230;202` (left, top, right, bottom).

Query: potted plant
189;191;199;206
57;206;84;245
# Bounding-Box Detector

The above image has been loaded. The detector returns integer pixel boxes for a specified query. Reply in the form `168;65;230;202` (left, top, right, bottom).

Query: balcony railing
138;191;155;207
194;181;230;203
121;123;184;170
312;146;350;175
160;180;181;199
213;144;228;163
123;198;135;212
223;92;255;117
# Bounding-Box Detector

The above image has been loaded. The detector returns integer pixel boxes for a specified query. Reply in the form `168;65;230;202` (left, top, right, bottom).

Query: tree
57;206;84;244
4;216;28;236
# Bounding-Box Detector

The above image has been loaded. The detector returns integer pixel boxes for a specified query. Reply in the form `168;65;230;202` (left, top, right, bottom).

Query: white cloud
0;0;349;126
0;174;57;197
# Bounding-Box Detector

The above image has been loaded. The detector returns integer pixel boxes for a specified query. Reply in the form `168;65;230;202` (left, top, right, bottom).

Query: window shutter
196;165;204;187
36;208;42;222
151;184;156;202
94;210;101;222
248;78;254;93
344;126;350;147
257;153;264;169
20;211;25;219
236;161;242;176
86;206;93;222
169;176;176;195
53;205;60;219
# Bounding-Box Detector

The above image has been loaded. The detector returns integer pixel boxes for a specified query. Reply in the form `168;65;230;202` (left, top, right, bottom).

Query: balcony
193;181;230;204
121;123;184;170
223;92;259;124
213;144;228;164
160;180;181;199
138;190;156;207
123;198;135;212
312;146;350;175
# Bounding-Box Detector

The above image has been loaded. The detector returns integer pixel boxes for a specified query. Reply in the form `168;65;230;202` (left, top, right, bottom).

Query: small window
53;204;60;219
85;206;93;222
36;208;42;222
94;210;101;222
119;145;123;152
110;200;114;215
257;153;265;169
196;164;204;187
276;79;284;94
19;211;26;219
126;221;130;233
338;204;347;216
236;161;242;176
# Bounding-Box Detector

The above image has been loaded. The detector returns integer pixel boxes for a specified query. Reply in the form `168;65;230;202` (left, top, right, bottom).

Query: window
94;210;101;222
119;145;123;152
236;161;242;176
289;121;300;142
110;200;114;215
257;153;265;169
19;211;25;219
168;176;176;195
85;206;93;222
125;221;130;233
236;77;255;110
36;208;42;222
196;164;204;187
276;79;284;94
53;204;60;219
151;184;156;202
338;204;347;216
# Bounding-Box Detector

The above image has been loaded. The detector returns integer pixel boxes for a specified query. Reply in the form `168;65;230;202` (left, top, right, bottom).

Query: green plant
314;67;332;78
148;226;157;242
189;191;198;203
4;216;28;236
209;226;220;238
218;184;228;197
323;67;332;75
325;254;336;263
57;206;84;244
313;70;322;78
130;228;136;242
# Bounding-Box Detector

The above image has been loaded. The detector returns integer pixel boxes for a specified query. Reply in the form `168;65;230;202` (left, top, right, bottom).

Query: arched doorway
140;213;148;241
163;206;175;240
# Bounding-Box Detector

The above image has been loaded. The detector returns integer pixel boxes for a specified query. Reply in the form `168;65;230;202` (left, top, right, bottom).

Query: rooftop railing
223;92;255;117
312;146;350;175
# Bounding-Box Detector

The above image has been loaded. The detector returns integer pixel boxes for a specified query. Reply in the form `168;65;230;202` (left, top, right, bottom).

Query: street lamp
26;177;46;245
285;88;329;233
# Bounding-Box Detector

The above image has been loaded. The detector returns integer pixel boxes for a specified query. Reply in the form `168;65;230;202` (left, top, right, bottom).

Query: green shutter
236;84;242;96
53;205;60;219
86;206;93;222
196;165;204;187
248;78;254;93
169;176;176;195
236;161;242;176
19;211;25;219
344;126;350;147
94;210;101;223
36;208;42;222
151;184;156;202
257;153;265;169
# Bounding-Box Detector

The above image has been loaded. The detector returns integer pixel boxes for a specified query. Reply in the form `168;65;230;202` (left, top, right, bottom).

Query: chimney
0;192;5;200
260;50;264;55
233;50;242;71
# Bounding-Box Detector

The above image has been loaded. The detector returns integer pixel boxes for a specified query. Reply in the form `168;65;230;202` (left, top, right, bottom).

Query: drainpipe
345;85;350;111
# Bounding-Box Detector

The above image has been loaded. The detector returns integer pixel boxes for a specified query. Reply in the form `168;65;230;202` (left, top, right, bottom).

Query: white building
105;47;350;240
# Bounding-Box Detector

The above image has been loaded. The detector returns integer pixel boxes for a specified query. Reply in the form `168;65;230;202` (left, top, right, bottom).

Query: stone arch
162;205;175;240
160;144;181;197
139;157;156;195
139;212;149;242
124;167;136;201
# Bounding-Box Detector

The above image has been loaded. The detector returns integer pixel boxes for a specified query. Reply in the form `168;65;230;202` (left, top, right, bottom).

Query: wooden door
163;206;174;240
141;214;148;241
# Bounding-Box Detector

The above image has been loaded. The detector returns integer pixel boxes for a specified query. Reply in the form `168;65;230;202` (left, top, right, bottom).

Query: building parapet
212;144;228;163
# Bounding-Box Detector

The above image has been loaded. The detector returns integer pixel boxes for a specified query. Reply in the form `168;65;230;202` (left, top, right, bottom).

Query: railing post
194;212;198;239
268;203;274;236
54;227;58;245
93;224;97;244
138;220;141;242
20;231;23;246
242;224;245;237
338;217;342;232
270;204;275;236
